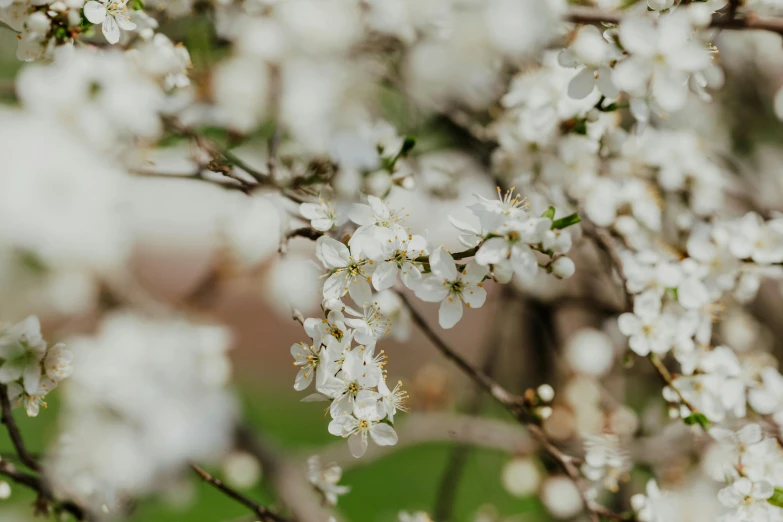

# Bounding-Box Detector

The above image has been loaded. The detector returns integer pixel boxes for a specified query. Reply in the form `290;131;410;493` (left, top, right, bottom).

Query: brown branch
728;0;741;20
191;464;290;522
285;228;324;242
129;169;251;193
0;385;40;472
235;425;339;522
566;5;783;34
0;386;88;519
581;223;633;311
0;460;85;520
396;292;617;522
581;218;708;428
164;119;268;182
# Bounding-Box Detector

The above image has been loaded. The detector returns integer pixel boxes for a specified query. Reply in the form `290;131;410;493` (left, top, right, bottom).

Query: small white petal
102;16;120;44
439;297;463;329
83;0;106;24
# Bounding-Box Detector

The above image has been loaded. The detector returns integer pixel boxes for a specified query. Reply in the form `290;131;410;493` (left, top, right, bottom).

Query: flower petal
372;261;398;291
102;16;120;44
348;433;368;458
369;423;398;446
461;284;487;309
568;67;596;99
430;247;458;281
83;1;106;24
439;297;463;329
475;237;508;266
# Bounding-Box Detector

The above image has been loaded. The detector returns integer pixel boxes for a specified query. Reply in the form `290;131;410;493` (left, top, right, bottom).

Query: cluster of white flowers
306;455;350;506
45;312;236;513
0;315;72;417
293;190;578;455
581;433;629;500
630;424;783;522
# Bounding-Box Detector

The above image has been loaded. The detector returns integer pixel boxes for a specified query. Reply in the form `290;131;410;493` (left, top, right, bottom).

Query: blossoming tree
4;0;783;520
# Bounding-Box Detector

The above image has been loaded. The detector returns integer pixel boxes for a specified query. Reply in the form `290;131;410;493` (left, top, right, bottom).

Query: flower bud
537;383;555;402
538;406;553;419
552;257;575;279
502;457;541;497
26;12;51;34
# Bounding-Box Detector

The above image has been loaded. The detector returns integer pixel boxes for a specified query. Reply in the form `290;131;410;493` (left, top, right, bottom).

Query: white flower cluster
306;455;350;506
581;433;629;500
633;424;783;522
609;211;783;424
558;8;719;123
0;0;162;60
294;190;577;456
0;315;72;417
46;312;236;512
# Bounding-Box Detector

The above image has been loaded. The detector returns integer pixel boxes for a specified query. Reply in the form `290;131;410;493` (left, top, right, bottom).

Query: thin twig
191;464;290;522
581;223;633;311
0;457;86;520
0;385;40;472
235;426;339;522
285;227;324;242
396;292;616;522
566;5;783;35
163;118;269;183
0;386;88;519
582;218;707;424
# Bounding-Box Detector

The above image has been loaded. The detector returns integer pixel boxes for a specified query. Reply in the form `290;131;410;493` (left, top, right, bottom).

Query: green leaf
131;0;144;9
399;136;416;157
768;487;783;508
552;212;581;229
541;206;556;220
683;413;711;430
572;119;588;135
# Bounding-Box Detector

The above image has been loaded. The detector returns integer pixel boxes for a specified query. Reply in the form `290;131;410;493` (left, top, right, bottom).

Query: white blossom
84;0;136;44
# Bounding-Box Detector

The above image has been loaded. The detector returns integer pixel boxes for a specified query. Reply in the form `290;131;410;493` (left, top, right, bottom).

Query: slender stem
0;385;40;472
397;292;517;407
191;464;290;522
414;246;479;264
0;460;86;520
582;218;708;426
566;5;783;35
397;292;616;522
285;228;324;242
0;386;87;519
648;354;699;414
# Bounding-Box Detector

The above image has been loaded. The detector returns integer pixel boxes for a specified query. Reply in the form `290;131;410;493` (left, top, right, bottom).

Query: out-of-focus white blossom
47;313;236;511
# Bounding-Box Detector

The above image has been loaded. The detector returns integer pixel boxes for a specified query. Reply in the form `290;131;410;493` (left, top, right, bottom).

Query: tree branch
0;385;40;473
285;227;324;242
566;5;783;34
396;292;616;522
581;218;708;426
191;464;290;522
235;425;339;522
